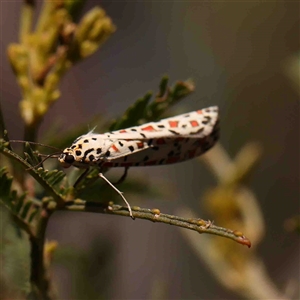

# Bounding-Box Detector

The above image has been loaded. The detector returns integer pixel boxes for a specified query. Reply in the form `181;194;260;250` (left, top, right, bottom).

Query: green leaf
20;201;32;220
0;140;65;202
0;167;38;232
157;75;169;98
109;77;195;131
146;78;195;120
23;142;42;166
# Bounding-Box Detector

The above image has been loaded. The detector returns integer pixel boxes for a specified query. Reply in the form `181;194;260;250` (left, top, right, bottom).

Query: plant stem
24;122;39;143
30;209;54;300
0;100;8;140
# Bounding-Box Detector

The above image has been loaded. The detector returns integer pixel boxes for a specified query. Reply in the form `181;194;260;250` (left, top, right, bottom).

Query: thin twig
63;200;251;247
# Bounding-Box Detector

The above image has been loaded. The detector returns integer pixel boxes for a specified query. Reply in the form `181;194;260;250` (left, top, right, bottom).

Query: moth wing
103;107;219;166
103;137;209;166
107;107;219;140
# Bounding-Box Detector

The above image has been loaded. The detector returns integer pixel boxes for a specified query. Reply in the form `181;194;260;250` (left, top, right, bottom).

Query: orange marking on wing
142;125;155;131
111;144;120;152
137;142;144;149
169;120;179;128
190;120;199;127
196;110;203;114
119;129;127;133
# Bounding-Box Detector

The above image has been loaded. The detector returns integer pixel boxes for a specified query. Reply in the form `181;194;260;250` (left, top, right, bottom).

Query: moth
58;106;219;218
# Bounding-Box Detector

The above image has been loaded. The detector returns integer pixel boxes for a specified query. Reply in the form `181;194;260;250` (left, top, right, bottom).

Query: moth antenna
88;125;97;134
26;151;62;170
39;153;60;158
9;140;62;152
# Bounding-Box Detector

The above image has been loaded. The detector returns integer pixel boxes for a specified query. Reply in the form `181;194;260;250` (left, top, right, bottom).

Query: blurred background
1;1;299;299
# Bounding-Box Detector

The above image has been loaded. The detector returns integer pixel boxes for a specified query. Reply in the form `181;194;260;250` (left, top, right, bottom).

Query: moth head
58;134;101;168
58;150;75;168
59;145;88;168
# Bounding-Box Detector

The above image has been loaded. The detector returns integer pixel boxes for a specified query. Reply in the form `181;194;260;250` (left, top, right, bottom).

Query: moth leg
113;167;129;185
74;168;90;188
99;172;134;219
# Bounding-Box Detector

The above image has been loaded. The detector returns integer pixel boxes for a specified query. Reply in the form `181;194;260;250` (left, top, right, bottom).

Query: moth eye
64;154;75;164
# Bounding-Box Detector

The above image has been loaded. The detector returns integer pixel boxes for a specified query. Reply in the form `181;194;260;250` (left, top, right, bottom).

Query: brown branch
63;199;251;247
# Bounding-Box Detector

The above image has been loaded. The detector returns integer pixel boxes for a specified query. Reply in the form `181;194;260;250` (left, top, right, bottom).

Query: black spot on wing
118;141;124;147
194;127;204;134
83;139;89;143
92;137;97;141
202;116;211;125
147;139;153;146
157;125;165;128
140;133;146;138
97;148;102;154
81;148;94;162
84;149;93;156
89;154;95;161
169;129;179;135
128;146;134;152
75;150;82;156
